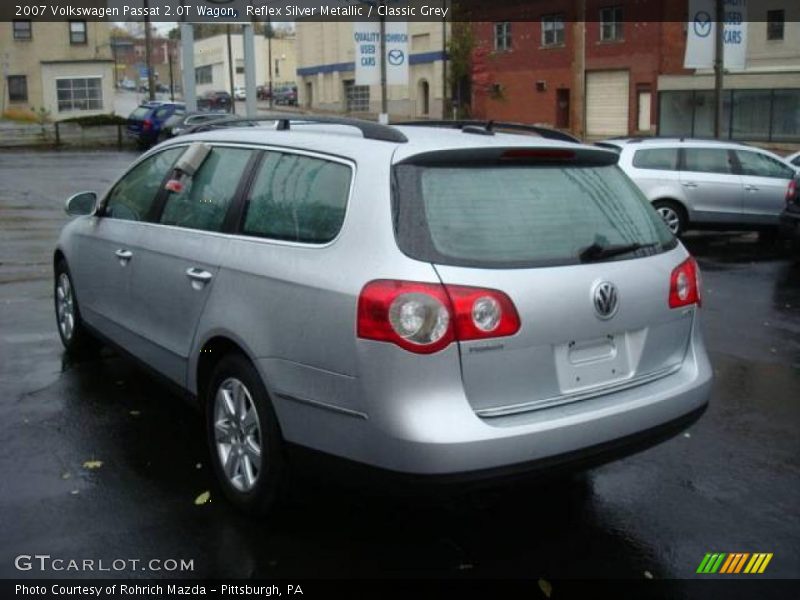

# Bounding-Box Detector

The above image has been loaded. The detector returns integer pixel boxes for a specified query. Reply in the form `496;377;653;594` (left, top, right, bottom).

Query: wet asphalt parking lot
0;150;798;586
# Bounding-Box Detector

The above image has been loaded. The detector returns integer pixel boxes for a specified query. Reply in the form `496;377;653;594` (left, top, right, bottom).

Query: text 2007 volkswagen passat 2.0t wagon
54;117;712;514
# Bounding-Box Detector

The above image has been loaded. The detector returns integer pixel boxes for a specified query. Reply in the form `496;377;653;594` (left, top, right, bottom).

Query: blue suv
127;102;185;147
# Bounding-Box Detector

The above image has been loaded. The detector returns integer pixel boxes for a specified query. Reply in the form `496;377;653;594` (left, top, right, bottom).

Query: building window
542;15;565;46
195;65;213;84
494;22;512;51
69;21;87;44
7;76;28;102
343;80;369;112
600;7;624;41
767;10;784;41
13;20;32;40
56;77;102;112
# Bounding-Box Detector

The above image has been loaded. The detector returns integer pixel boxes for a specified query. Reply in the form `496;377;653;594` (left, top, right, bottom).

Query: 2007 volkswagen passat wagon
54;117;712;514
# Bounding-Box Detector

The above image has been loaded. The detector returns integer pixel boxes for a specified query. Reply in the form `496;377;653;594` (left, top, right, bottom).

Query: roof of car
605;137;757;150
166;123;604;165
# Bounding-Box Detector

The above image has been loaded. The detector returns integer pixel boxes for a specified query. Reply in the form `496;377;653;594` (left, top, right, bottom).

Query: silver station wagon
54;117;712;514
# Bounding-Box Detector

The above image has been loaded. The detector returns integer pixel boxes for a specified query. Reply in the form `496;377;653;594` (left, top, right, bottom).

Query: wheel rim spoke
213;376;264;492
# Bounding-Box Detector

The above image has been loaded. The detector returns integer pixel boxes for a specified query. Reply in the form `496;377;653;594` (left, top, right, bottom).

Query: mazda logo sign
592;281;619;319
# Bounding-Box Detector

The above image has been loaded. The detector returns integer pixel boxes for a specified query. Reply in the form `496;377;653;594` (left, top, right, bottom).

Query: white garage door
586;70;630;137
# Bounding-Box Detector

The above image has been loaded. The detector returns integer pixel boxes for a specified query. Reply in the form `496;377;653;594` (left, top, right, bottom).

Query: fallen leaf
538;579;553;598
61;472;71;480
683;432;691;439
129;410;141;416
82;460;103;470
457;563;473;571
644;570;654;579
194;490;211;505
70;489;79;495
195;463;202;470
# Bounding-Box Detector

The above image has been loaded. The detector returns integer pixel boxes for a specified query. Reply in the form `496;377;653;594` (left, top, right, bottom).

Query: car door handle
186;268;213;283
744;184;760;192
114;249;133;261
682;182;698;189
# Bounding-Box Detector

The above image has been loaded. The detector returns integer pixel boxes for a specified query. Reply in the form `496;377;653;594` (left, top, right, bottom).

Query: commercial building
111;35;181;91
1;20;115;120
193;33;296;95
295;21;449;117
468;0;800;142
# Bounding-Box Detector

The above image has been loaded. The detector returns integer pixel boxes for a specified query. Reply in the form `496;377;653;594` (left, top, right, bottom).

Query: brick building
467;0;689;139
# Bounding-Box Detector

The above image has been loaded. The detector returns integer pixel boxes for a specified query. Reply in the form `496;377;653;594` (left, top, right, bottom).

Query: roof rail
185;114;408;143
395;120;581;143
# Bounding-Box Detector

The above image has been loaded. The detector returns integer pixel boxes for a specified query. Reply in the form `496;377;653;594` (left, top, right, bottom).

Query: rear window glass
633;148;678;170
394;163;675;268
129;107;149;120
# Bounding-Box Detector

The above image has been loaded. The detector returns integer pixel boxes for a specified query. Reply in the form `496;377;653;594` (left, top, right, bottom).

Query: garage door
586;70;630;137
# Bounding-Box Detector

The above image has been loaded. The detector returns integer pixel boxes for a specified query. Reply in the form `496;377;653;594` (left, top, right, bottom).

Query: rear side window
241;152;351;244
104;147;183;221
394;163;675;268
633;148;678;171
129;106;149;120
683;148;733;175
735;150;794;179
160;147;252;232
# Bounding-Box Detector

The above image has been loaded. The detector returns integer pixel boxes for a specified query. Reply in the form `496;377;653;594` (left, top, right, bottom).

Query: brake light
501;148;575;161
142;118;152;131
357;280;520;354
786;179;797;205
669;257;702;309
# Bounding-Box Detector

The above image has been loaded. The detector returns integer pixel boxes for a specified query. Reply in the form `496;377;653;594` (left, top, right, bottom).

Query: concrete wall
1;21;114;120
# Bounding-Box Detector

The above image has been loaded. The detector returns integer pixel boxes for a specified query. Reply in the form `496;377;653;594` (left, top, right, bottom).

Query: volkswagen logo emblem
592;281;619;319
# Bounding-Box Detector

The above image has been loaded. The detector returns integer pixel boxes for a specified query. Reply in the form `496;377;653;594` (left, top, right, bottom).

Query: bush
60;113;128;126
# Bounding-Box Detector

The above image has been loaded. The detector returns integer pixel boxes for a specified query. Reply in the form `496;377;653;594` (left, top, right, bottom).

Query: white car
233;86;246;101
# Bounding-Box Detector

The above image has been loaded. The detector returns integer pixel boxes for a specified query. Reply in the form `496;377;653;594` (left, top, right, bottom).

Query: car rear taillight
786;179;797;205
669;257;702;309
142;118;152;131
357;280;520;354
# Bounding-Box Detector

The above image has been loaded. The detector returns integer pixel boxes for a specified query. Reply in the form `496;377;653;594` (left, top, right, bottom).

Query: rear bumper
268;315;713;477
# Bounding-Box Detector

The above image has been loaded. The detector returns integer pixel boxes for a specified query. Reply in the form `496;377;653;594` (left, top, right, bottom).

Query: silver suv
54;117;712;514
602;138;797;235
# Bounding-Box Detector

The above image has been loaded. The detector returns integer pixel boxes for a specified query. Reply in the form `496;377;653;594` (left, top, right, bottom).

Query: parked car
119;79;136;91
197;90;232;113
233;86;246;101
272;85;297;106
600;138;798;235
126;101;185;148
54;118;711;514
256;85;271;101
778;175;800;247
161;111;233;139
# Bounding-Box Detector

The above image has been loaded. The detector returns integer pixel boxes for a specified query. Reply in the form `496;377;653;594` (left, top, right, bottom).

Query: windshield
393;163;675;268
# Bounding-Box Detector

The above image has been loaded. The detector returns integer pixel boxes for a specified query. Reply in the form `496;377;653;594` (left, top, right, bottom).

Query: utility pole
143;0;155;101
442;13;448;120
713;0;725;139
168;42;175;101
226;25;236;114
267;17;274;109
379;2;388;123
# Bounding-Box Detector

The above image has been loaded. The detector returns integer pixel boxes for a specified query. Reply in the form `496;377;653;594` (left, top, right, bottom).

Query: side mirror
65;191;97;216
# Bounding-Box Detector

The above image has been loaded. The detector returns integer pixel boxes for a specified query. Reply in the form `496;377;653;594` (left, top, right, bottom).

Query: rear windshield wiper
578;241;659;263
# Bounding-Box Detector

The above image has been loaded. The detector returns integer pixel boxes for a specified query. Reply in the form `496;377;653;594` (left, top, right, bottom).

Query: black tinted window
242;153;351;244
160;147;252;232
683;148;733;175
395;163;674;268
735;150;794;179
105;147;183;221
633;148;679;170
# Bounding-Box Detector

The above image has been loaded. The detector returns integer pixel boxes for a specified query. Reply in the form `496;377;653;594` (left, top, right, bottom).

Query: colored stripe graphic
699;552;773;574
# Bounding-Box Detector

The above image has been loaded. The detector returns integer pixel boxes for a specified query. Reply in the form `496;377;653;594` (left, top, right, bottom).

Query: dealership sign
353;21;409;86
684;0;747;70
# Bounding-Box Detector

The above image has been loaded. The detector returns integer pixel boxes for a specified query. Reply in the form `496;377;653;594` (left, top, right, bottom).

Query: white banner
353;21;409;86
684;0;747;70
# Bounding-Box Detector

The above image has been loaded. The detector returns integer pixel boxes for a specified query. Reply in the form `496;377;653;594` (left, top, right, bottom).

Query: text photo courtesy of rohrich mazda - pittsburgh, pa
1;1;799;599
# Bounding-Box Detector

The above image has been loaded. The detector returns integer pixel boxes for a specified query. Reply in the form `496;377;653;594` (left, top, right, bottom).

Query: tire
653;200;686;236
205;353;285;515
54;260;99;355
